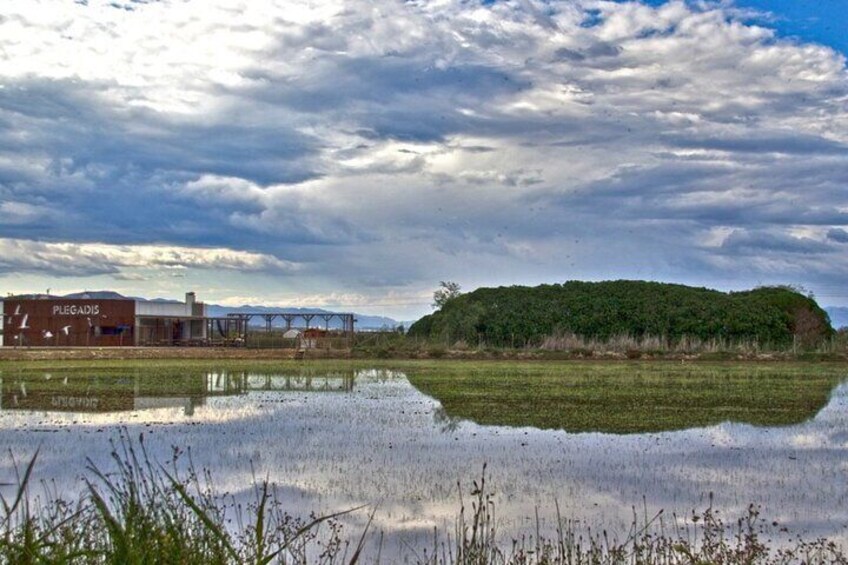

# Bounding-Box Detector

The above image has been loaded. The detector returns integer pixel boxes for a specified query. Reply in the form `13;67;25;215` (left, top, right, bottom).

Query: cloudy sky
0;0;846;319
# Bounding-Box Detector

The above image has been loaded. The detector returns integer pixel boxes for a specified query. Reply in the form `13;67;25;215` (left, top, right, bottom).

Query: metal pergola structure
226;312;356;335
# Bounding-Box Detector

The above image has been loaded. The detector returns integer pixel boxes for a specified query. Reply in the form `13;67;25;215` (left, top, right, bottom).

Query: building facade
1;292;208;347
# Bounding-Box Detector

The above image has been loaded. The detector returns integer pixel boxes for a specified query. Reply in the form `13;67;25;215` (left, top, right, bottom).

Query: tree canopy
408;280;833;347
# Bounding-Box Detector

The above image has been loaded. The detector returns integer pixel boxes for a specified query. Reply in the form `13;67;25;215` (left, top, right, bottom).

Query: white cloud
0;200;61;225
217;289;430;309
0;238;299;277
181;175;266;206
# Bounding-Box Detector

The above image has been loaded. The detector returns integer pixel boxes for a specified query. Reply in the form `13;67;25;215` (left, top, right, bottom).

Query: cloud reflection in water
0;368;847;558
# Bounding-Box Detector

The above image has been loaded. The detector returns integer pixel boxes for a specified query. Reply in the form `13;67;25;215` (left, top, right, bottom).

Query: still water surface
1;367;847;558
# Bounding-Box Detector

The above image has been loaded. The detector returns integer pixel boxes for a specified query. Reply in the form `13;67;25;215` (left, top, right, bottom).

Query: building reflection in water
0;370;356;416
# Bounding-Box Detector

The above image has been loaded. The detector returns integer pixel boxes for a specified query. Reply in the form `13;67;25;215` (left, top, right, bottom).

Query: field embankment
4;341;848;362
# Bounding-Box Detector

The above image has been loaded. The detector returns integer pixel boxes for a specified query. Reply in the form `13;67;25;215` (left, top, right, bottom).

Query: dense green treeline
408;281;833;348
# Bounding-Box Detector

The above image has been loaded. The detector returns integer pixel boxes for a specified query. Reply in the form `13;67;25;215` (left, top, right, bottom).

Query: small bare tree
432;281;462;310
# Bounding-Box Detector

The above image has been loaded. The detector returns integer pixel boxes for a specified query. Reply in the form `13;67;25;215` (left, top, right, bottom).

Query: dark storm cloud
719;230;833;255
254;56;529;112
827;229;848;244
0;77;346;251
240;53;533;143
0;79;319;187
553;42;622;62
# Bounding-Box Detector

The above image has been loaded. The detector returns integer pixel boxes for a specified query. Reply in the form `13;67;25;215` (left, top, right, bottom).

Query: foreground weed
414;469;847;565
0;430;366;564
2;446;847;564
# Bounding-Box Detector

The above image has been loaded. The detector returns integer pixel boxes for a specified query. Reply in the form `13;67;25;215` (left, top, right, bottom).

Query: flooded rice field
1;364;847;559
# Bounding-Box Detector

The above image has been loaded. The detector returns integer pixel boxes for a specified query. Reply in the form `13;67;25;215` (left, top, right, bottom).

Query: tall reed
538;331;772;355
1;430;364;564
2;441;846;564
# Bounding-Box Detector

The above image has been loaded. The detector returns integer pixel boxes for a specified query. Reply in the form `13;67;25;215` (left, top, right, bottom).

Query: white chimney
185;292;196;315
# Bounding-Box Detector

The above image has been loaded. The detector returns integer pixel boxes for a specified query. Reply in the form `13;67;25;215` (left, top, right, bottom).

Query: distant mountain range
7;291;403;330
826;307;848;330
